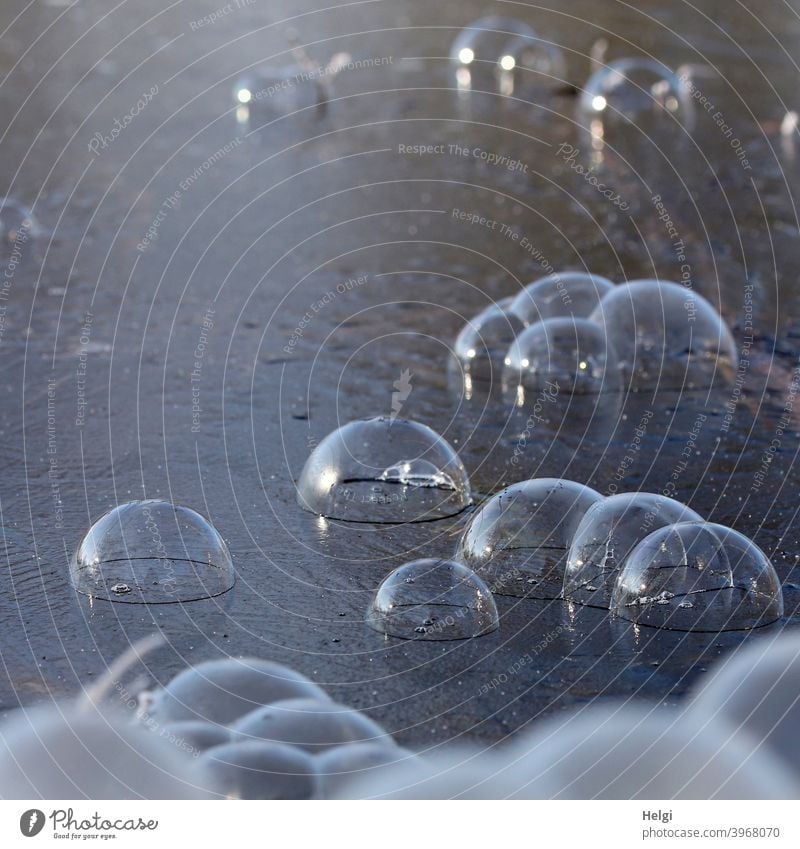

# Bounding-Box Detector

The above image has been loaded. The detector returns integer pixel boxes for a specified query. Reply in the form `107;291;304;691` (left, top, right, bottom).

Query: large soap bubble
70;500;234;603
611;522;784;632
577;58;694;149
510;272;615;326
232;698;392;753
457;478;602;598
504;316;621;395
687;631;800;777
200;741;317;800
589;280;738;391
453;297;524;379
146;658;330;726
563;492;703;608
366;558;499;640
450;17;537;92
297;417;471;523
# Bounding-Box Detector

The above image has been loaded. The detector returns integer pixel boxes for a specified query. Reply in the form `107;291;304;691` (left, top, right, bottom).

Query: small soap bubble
450;17;538;92
457;478;603;598
147;658;329;726
510;272;615;325
297;417;471;523
496;33;566;97
453;297;525;379
0;197;37;248
200;741;317;800
70;500;234;604
233;66;326;129
563;492;703;608
577;58;694;150
589;280;738;391
504;316;621;395
612;522;784;632
366;558;499;640
232;698;392;753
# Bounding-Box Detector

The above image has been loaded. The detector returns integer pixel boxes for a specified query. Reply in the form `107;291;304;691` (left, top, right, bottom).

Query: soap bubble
160;721;231;754
453;297;525;379
0;197;37;247
457;478;602;598
70;500;235;604
0;705;205;799
366;558;499;640
317;743;415;799
233;67;325;128
146;658;330;726
510;702;800;799
688;631;800;776
504;317;621;395
612;522;784;632
496;34;567;97
200;741;317;800
589;280;738;391
510;272;615;325
297;417;471;523
563;492;703;608
450;17;537;92
232;698;392;753
578;58;694;149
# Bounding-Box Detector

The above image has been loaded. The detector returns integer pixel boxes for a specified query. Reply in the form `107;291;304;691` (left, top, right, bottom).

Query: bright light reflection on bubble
453;297;525;379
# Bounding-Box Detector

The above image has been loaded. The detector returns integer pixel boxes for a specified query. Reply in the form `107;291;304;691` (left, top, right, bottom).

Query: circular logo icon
19;810;45;837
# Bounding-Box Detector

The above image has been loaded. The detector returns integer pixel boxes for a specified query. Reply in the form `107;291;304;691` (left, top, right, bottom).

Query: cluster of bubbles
455;273;738;393
4;630;800;799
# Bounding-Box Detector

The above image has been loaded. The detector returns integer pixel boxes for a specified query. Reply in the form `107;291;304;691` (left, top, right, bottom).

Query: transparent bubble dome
297;417;471;523
510;273;615;325
457;478;603;598
612;522;784;632
453;297;524;379
504;317;621;395
0;197;37;246
233;67;325;128
449;17;537;91
578;58;694;141
563;493;703;608
497;34;566;95
589;280;738;391
70;500;234;604
366;558;499;640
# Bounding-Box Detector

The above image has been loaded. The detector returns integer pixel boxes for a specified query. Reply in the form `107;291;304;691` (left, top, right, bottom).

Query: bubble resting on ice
317;743;416;799
70;499;235;604
504;316;621;395
453;297;525;378
497;33;567;94
296;417;471;523
232;66;325;128
510;272;615;325
687;631;800;775
366;558;499;640
146;658;330;726
0;197;38;246
449;16;538;91
200;741;317;800
563;492;703;608
611;522;784;632
589;280;737;391
160;721;231;753
231;698;392;753
0;705;206;799
456;478;603;599
577;58;695;143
